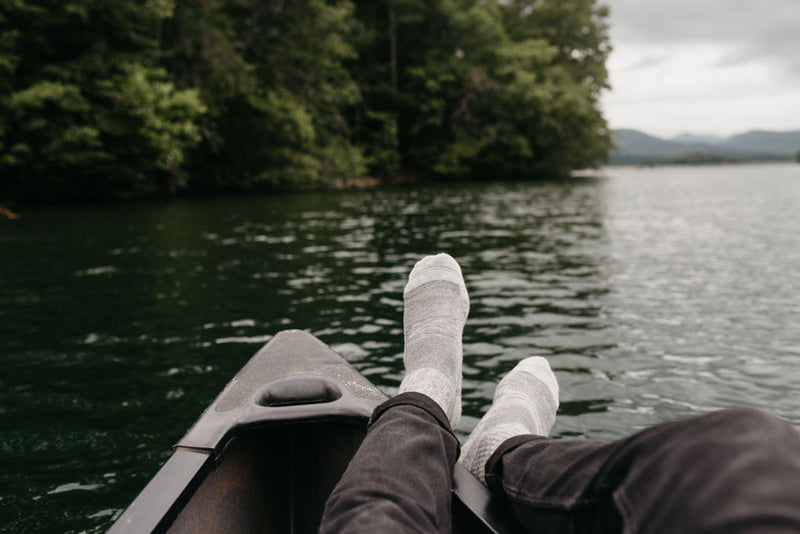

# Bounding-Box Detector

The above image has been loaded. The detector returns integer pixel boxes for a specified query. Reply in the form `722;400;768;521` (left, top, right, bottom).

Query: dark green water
2;163;800;532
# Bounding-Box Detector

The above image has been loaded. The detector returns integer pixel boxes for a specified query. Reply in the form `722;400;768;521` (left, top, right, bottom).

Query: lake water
2;163;800;532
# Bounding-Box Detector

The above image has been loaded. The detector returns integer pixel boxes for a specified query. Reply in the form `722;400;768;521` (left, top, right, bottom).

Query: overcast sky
601;0;800;138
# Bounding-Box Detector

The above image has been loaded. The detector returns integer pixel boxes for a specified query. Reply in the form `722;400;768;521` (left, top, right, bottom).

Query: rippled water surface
2;163;800;532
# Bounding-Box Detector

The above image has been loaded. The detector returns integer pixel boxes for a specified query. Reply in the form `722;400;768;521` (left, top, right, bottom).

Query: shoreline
606;157;796;169
3;161;798;210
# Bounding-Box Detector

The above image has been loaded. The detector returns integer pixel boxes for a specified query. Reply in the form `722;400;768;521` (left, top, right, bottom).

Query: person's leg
461;362;800;534
487;407;800;534
320;393;459;533
320;254;469;534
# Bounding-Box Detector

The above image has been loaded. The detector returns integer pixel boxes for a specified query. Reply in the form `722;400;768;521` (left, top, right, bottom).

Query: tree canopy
1;0;612;202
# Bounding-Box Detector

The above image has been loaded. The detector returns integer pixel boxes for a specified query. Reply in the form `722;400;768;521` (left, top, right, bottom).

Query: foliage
0;0;204;201
348;0;611;180
1;0;612;202
162;0;364;191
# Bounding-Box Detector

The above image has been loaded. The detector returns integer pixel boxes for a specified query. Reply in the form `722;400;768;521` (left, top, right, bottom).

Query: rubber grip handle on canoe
256;376;343;407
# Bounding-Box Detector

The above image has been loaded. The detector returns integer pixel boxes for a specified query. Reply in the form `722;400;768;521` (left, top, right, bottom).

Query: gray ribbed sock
397;253;469;428
459;357;559;483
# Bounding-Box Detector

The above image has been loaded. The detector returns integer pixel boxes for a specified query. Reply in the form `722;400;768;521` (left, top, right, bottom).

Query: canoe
108;330;523;534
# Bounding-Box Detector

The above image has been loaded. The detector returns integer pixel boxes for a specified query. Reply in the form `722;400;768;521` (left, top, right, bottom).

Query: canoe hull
109;330;522;534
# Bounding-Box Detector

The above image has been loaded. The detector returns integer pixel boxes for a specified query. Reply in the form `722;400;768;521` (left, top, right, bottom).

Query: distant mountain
610;129;800;165
723;130;800;156
670;133;725;145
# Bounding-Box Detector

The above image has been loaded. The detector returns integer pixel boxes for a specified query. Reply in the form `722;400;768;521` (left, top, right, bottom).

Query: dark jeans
320;393;459;533
320;393;800;534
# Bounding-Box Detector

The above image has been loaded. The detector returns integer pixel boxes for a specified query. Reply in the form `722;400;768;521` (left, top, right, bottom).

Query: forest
0;0;612;202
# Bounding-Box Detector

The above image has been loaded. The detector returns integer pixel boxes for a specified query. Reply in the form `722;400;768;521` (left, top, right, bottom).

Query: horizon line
610;127;800;140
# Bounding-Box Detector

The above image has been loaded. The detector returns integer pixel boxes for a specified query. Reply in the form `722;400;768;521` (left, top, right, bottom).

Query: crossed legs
320;254;800;534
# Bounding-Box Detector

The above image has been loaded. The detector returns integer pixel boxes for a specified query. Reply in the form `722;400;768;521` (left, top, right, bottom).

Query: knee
687;407;800;461
648;409;800;530
628;407;799;495
712;406;795;440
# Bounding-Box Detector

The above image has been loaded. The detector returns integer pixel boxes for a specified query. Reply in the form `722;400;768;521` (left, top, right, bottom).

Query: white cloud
601;0;800;137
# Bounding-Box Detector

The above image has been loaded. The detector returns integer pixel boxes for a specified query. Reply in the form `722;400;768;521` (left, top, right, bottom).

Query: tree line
0;0;612;202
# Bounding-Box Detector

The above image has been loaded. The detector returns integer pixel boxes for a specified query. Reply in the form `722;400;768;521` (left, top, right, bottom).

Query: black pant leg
486;407;800;534
319;392;459;534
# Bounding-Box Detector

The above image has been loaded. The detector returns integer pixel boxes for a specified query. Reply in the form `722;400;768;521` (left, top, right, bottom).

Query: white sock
397;253;469;427
459;357;559;483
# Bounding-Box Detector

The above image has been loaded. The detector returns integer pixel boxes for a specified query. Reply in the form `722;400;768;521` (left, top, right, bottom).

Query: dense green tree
0;0;204;201
163;0;364;191
1;0;612;202
439;0;612;177
501;0;611;91
349;0;498;175
348;0;611;180
495;0;612;172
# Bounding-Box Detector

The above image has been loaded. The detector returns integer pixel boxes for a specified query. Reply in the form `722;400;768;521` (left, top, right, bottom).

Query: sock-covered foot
397;253;469;428
459;357;559;483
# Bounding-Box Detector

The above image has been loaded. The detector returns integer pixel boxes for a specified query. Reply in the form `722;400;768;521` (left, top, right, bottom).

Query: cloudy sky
601;0;800;138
